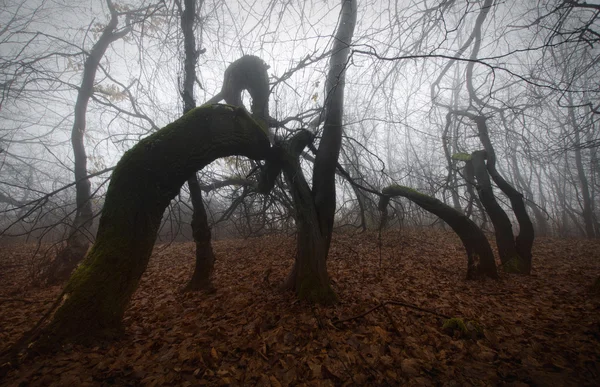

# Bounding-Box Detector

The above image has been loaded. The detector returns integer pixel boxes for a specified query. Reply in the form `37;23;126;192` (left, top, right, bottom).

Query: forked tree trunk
283;0;357;303
277;131;337;303
41;105;270;344
471;150;522;271
381;185;498;280
473;115;534;274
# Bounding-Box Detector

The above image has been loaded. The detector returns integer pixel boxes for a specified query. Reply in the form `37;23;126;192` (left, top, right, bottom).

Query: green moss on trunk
43;105;270;345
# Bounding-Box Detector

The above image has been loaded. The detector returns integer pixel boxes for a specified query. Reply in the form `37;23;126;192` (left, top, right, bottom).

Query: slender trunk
463;158;487;228
178;0;215;291
569;104;596;238
510;152;549;236
47;1;130;284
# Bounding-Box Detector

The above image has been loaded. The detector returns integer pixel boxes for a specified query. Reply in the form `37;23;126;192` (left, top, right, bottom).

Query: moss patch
442;318;484;340
503;256;523;273
452;152;472;161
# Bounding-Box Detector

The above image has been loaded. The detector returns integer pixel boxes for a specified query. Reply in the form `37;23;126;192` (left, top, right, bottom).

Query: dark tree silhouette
380;185;498;280
40;105;270;343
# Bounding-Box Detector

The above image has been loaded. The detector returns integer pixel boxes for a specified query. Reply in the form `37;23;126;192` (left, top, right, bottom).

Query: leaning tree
29;0;356;346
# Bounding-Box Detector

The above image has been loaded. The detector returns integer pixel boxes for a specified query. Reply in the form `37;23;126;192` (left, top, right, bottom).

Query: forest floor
0;229;599;386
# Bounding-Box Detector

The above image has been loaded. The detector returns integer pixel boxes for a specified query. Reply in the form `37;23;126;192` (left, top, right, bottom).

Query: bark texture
381;185;498;280
42;105;270;343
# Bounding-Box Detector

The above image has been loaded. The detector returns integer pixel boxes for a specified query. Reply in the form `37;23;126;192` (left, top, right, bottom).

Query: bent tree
40;105;270;343
380;185;498;280
36;0;355;345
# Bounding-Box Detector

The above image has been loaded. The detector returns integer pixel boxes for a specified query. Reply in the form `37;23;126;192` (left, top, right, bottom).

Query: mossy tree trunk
41;105;270;344
380;185;498;280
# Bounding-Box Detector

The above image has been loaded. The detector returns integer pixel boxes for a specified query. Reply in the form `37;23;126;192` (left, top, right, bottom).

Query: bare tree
44;0;134;283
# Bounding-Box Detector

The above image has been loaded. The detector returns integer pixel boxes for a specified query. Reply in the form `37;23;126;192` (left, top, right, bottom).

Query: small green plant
503;257;522;273
442;318;468;334
442;318;484;339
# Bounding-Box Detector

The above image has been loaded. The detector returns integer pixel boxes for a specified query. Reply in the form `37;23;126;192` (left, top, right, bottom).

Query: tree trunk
442;113;463;213
463;158;488;229
473;116;534;274
42;105;270;344
569;104;596;238
185;177;216;291
282;0;356;303
381;185;498;280
510;152;549;237
47;0;130;284
176;0;216;291
471;150;521;271
277;131;338;304
205;55;272;138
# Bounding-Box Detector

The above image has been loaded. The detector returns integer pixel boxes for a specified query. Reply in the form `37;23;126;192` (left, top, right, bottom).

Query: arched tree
39;105;270;343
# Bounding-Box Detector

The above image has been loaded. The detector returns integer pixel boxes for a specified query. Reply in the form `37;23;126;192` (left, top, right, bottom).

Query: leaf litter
1;229;599;386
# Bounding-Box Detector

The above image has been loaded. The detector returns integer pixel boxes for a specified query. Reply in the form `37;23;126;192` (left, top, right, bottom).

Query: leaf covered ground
1;229;599;386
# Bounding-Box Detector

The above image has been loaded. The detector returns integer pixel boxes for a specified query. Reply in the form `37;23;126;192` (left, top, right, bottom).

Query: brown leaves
1;230;599;385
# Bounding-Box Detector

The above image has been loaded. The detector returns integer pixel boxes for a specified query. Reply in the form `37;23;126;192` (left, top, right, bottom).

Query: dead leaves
1;230;599;385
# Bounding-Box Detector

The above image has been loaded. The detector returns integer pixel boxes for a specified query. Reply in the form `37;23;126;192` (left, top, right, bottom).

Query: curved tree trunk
473;116;534;274
381;185;498;280
204;55;272;139
47;0;130;284
41;105;270;344
471;150;522;272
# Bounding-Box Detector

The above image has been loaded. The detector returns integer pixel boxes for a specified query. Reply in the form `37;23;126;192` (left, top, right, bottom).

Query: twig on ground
334;299;450;326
